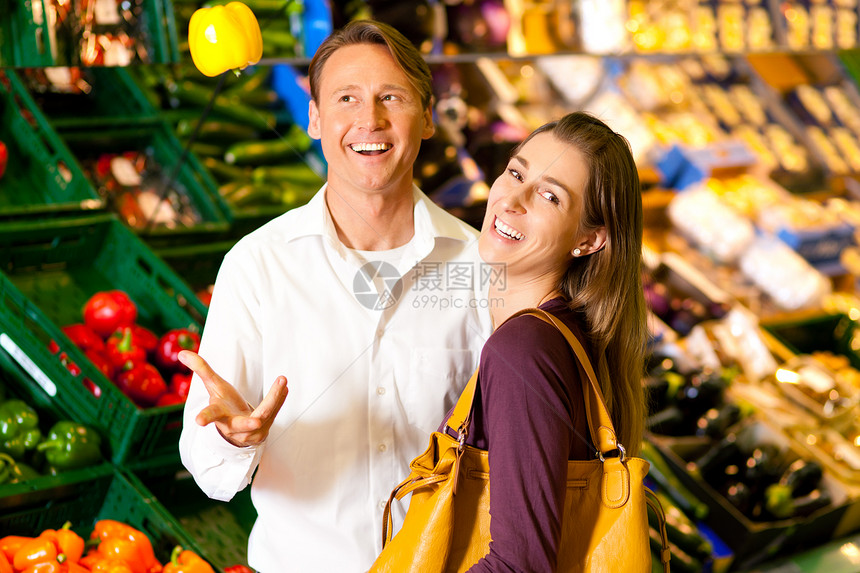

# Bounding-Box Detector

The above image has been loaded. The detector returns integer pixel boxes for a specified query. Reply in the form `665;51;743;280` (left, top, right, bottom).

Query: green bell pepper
0;399;41;460
36;421;102;470
0;452;40;484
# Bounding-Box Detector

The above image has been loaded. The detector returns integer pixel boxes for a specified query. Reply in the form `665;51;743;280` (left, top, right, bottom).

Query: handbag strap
448;308;620;458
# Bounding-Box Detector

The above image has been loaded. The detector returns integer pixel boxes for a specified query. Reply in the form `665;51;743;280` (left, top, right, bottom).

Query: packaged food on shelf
765;356;860;432
738;235;832;311
667;185;756;263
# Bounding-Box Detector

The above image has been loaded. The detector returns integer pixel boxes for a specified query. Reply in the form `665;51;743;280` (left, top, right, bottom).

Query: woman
380;111;648;571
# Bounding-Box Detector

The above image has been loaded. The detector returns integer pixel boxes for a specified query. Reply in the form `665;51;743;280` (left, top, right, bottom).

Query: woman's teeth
494;218;524;241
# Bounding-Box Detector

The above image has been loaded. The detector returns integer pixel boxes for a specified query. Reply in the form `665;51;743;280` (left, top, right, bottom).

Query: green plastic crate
154;240;236;293
0;364;116;513
0;70;104;217
2;0;178;66
57;122;231;248
19;67;160;129
127;454;255;570
0;213;207;465
3;0;54;67
0;467;215;570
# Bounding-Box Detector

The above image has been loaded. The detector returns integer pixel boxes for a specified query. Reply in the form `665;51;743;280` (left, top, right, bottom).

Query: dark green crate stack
0;70;104;216
0;214;207;465
126;454;256;571
0;0;180;66
13;66;233;248
0;466;214;569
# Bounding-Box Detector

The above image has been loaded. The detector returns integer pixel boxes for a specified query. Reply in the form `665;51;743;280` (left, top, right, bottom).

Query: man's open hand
179;350;289;447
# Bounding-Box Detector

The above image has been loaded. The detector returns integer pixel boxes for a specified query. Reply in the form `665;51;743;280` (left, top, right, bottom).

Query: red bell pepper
1;535;32;561
0;141;7;180
61;324;106;354
0;551;11;573
115;363;167;407
224;566;254;573
21;561;61;573
131;325;159;357
105;327;147;373
162;547;215;573
170;372;192;399
85;349;115;380
58;352;81;377
195;289;212;307
89;521;161;573
155;392;184;407
83;378;103;399
12;536;57;570
154;329;200;373
83;291;137;338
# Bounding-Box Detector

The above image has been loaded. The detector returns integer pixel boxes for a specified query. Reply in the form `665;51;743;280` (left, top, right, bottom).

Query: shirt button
378;443;387;452
379;499;387;510
376;386;386;395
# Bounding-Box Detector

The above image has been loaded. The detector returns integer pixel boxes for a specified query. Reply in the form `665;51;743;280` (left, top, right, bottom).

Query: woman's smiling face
479;131;591;282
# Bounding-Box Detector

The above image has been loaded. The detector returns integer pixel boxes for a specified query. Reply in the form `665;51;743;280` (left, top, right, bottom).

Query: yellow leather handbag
370;309;671;573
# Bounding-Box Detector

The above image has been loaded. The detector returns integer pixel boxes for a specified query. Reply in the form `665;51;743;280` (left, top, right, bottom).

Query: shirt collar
286;183;476;249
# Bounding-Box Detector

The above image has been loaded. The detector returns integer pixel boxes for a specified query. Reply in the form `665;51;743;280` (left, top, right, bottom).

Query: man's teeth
350;143;391;152
494;218;524;241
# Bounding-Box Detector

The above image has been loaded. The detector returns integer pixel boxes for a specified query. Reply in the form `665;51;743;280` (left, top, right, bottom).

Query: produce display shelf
0;466;213;569
127;454;255;571
154;239;237;294
0;213;206;465
0;69;104;217
0;0;179;67
57;122;231;248
19;66;161;129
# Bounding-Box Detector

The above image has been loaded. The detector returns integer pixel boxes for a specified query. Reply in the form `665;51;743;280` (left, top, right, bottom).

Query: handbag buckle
457;421;468;453
596;442;626;463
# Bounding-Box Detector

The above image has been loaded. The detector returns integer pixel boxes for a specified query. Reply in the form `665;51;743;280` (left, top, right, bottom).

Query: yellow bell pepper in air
189;2;263;77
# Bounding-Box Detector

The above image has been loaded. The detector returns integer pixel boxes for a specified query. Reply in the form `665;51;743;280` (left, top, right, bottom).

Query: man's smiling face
308;43;435;199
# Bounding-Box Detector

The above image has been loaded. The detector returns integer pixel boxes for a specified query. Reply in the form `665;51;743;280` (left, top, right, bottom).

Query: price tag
94;0;121;25
0;333;57;397
104;38;132;67
111;156;142;187
44;67;75;92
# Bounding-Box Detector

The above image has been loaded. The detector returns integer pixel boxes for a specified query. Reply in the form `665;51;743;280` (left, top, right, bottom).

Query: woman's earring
573;248;582;256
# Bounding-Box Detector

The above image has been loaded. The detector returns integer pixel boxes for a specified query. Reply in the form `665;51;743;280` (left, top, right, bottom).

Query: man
178;20;493;572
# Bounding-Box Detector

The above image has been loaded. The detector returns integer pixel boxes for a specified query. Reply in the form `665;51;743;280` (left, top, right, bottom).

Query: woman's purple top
440;298;594;572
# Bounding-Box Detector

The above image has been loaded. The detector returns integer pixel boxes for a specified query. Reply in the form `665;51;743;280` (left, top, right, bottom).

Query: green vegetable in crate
175;118;259;144
36;421;102;471
764;459;827;519
0;400;41;460
224;125;314;165
0;452;39;484
165;78;276;130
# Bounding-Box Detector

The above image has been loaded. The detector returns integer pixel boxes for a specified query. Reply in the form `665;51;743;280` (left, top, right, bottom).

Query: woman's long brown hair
517;112;647;455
